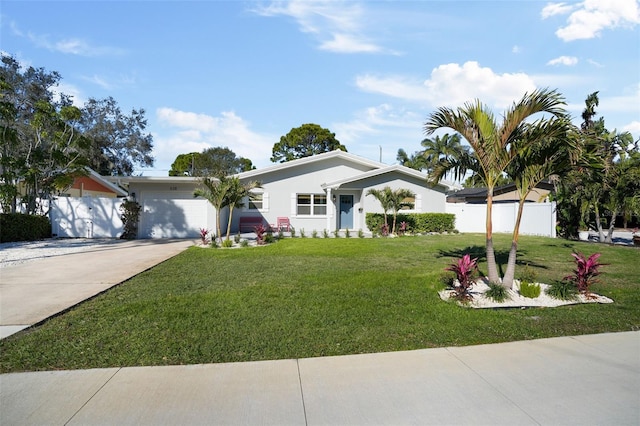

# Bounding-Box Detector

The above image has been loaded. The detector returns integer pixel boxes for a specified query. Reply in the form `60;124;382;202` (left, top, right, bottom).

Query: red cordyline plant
254;224;267;245
199;228;210;245
445;254;479;301
565;252;605;296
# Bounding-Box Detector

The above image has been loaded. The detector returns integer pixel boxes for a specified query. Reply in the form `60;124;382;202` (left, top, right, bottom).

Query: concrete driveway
0;239;194;338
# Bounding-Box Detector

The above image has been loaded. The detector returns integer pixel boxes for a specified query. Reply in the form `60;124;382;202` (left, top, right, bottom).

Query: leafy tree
170;147;254;177
555;92;639;242
80;97;153;176
425;88;568;285
271;123;346;163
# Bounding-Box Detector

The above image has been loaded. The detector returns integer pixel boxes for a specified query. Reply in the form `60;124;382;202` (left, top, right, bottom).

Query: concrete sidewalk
0;239;194;338
1;331;638;425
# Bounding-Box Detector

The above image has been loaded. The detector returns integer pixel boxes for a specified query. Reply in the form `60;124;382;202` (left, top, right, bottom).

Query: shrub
519;264;538;284
365;213;455;234
380;223;389;237
333;229;340;238
254;224;267;245
0;213;51;242
519;281;541;298
358;229;365;238
565;252;605;296
323;229;329;238
240;239;249;247
264;233;275;244
439;271;455;288
222;239;234;248
290;227;296;238
546;280;577;300
199;228;210;245
398;221;408;236
300;228;305;238
119;200;141;240
312;230;318;238
277;229;284;239
485;282;509;302
234;233;241;244
345;228;351;238
445;254;478;301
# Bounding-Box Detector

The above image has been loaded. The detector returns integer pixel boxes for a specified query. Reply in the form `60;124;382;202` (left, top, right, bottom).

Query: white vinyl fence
445;202;556;237
50;197;124;238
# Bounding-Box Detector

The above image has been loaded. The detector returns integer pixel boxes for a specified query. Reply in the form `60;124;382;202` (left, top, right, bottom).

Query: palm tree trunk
502;198;526;289
215;210;222;244
594;205;605;242
485;192;500;283
605;209;617;244
226;205;235;241
392;211;397;235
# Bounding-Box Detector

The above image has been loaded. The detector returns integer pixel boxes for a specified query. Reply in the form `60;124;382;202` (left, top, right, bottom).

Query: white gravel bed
0;238;122;268
439;279;613;308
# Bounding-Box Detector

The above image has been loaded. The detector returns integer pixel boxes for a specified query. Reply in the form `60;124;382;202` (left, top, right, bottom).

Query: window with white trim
297;194;327;215
245;191;268;212
400;196;415;210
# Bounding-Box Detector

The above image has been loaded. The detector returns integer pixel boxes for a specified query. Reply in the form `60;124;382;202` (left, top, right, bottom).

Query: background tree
1;55;89;214
396;148;427;171
80;97;154;176
420;133;467;176
554;92;639;241
271;123;346;163
426;88;568;285
169;147;254;177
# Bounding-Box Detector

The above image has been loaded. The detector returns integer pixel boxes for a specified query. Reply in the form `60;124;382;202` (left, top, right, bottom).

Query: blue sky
3;0;639;175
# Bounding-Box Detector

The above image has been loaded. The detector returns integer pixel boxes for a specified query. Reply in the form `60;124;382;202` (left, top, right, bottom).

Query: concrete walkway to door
0;239;194;339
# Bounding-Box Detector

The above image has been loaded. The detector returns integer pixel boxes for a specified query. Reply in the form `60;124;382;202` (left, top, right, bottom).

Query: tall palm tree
425;88;568;284
224;177;262;240
502;120;576;288
396;148;427;171
193;176;231;243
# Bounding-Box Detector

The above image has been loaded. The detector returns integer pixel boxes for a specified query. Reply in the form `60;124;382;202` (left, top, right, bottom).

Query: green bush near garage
0;213;51;242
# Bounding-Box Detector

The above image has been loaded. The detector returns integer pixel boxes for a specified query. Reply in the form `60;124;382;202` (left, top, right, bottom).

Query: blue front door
339;195;353;229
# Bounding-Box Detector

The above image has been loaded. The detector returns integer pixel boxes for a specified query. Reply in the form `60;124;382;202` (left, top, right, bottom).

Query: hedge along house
106;176;215;239
232;150;452;235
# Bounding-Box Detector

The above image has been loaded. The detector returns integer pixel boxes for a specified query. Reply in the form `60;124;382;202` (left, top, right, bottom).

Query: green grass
1;234;639;372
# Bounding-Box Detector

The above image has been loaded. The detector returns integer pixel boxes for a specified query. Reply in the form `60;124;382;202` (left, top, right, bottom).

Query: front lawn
1;234;638;372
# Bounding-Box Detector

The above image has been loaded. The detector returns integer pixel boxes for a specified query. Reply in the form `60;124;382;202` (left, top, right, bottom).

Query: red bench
239;216;265;232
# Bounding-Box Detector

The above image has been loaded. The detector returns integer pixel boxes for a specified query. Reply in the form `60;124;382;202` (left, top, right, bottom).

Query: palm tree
193;176;231;243
501;121;576;288
366;187;394;232
425;88;568;285
388;188;416;234
420;133;466;174
396;148;427;171
224;177;262;240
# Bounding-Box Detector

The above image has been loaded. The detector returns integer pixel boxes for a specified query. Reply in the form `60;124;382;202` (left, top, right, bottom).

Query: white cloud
512;45;522;54
622;120;640;134
547;55;579;66
587;58;604;67
356;61;538;109
252;0;392;54
541;2;576;19
54;83;85;107
154;108;275;169
543;0;640;41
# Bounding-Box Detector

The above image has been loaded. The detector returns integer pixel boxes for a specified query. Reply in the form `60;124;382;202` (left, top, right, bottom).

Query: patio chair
276;217;291;232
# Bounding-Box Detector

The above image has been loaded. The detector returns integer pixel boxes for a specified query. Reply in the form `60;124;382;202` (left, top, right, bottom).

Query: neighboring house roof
447;181;555;203
105;175;203;190
82;168;129;197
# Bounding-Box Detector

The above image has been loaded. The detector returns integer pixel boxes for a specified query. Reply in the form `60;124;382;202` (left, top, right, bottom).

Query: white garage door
139;192;213;239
